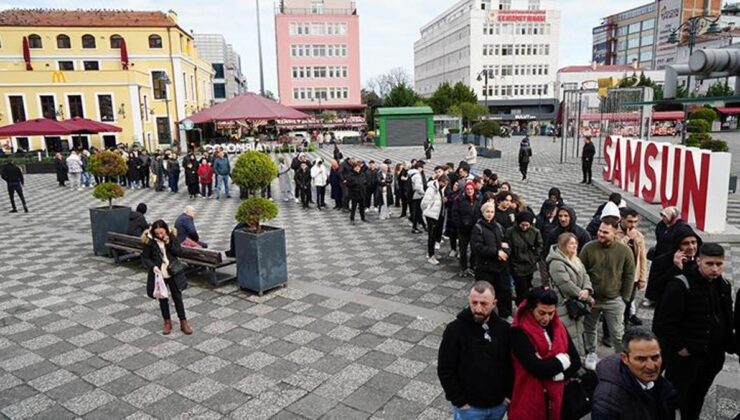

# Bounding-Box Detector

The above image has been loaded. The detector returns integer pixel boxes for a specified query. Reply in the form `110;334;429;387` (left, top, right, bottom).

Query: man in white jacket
465;144;477;175
421;175;449;265
310;158;328;210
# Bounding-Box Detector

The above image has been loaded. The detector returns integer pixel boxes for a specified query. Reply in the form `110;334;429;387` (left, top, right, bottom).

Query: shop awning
62;117;122;133
652;111;684;121
716;107;740;114
185;92;310;123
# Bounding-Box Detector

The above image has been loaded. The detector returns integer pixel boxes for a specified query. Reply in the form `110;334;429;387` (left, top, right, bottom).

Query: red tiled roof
558;65;645;73
0;8;178;28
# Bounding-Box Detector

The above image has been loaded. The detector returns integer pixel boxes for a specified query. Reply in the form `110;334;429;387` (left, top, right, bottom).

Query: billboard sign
655;0;682;69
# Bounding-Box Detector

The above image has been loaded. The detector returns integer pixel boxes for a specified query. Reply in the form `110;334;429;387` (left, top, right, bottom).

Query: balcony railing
277;2;356;15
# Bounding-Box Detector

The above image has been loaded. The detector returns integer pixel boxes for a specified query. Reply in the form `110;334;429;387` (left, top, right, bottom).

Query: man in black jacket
653;243;734;420
645;224;702;306
581;136;596;184
1;160;28;213
592;328;676;420
438;281;512;420
345;163;368;224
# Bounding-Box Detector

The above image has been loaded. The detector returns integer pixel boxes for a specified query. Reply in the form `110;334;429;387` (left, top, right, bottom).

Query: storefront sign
602;136;730;233
202;142;257;154
489;10;546;22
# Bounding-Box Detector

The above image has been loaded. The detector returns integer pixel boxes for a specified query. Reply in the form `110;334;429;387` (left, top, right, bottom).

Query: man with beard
438;281;512;420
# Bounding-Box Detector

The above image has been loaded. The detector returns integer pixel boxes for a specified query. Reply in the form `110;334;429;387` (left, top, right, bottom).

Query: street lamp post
162;74;173;147
668;10;721;144
476;69;494;113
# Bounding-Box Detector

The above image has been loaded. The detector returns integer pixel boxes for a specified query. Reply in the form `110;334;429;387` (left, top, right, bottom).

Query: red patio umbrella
62;117;123;133
22;36;32;71
120;37;129;70
184;92;310;124
0;118;74;136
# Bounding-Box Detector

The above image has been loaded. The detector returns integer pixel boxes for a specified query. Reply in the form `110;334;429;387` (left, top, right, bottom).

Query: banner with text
602;135;731;233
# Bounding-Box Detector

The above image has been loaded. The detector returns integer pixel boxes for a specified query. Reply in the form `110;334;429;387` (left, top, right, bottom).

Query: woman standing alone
142;220;192;335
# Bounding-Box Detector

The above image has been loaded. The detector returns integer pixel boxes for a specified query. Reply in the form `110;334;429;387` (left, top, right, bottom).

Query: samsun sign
602;136;731;233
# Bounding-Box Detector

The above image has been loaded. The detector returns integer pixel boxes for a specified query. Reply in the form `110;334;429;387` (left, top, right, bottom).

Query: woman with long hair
546;232;593;355
141;219;192;335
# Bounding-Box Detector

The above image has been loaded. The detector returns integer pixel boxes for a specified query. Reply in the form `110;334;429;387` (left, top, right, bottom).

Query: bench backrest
107;232;146;250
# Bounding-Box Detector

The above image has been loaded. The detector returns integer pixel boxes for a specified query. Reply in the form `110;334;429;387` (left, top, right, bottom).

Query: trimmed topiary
235;197;279;233
88;150;127;178
700;139;729;152
686;118;710;134
689;108;717;125
93;182;125;209
232;150;279;193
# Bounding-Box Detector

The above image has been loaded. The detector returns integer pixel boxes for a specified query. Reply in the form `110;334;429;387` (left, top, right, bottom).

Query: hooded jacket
544;206;591;256
653;218;689;259
437;308;512;408
471;218;508;274
421;180;444;220
505;224;543;276
591;354;676;420
548;187;565;208
454;192;479;235
126;211;149;237
518;140;532;164
645;224;703;302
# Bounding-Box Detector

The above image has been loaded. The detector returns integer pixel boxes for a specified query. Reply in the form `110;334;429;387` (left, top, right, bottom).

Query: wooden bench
105;232;236;286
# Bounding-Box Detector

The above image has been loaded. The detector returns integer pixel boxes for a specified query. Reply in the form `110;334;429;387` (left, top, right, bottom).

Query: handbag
564;298;591;320
168;258;186;276
562;370;597;420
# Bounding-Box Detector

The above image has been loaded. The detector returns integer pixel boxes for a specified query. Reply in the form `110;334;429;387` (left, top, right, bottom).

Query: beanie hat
516;211;535;225
600;201;621;220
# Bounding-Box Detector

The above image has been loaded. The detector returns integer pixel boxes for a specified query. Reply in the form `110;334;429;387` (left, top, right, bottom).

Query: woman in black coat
345;162;368;223
471;201;512;318
127;152;142;188
141;219;192;335
54;152;68;187
455;181;479;277
329;160;343;209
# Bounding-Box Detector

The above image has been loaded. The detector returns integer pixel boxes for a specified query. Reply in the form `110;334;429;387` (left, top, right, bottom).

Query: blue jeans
215;174;230;198
81;171;92;187
452;404;507;420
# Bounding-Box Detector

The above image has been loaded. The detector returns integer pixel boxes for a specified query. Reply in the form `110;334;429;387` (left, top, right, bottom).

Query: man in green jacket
580;219;636;370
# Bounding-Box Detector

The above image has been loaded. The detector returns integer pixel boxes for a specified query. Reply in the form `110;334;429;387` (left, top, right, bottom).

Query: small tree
89;150;127;209
232;151;279;233
383;83;420;107
689;107;717;125
471;120;501;138
705;81;733;98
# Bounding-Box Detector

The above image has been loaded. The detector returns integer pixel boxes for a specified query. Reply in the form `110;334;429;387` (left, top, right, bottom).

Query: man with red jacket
438;281;512;420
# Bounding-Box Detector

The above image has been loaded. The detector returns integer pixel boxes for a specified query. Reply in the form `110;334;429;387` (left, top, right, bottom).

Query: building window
110;34;123;49
83;61;99;71
28;34;42;48
103;135;117;149
628;22;641;34
15;137;29;152
67;95;84;118
640;50;653;61
214;83;226;98
9;96;25;122
152;71;168;100
56;34;71;49
148;34;162;48
82;34;96;48
642;18;655;31
39;95;56;120
156;117;171;144
58;61;74;71
528;0;540;10
212;63;225;79
627;37;640;49
499;0;511;10
641;32;654;46
97;95;114;122
311;1;324;14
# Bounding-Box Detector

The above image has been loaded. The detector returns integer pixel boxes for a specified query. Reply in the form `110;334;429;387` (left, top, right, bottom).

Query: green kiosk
374;107;434;147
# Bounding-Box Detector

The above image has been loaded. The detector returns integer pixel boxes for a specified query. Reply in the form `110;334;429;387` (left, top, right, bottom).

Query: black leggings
582;160;593;183
350;198;365;221
159;277;186;320
513;273;534;305
316;185;326;208
426;217;438;257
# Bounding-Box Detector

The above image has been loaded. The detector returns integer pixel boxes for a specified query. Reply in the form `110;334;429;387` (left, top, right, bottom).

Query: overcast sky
2;0;649;94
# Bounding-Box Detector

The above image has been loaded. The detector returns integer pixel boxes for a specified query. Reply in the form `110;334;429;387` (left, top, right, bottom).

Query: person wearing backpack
653;243;733;420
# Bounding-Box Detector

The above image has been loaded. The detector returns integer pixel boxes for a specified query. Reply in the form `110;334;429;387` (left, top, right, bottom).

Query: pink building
275;0;363;116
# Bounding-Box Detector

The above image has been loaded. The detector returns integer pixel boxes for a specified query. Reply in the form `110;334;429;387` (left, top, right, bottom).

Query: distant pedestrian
424;137;434;160
278;157;293;202
581;136;596;184
346;162;368;224
421;174;448;265
213;151;231;199
329;159;343;209
184;161;199;199
518;137;532;181
1;159;28;213
311;158;328;210
66;150;83;190
466;143;477;174
295;161;311;209
167;155;180;193
197;158;213;198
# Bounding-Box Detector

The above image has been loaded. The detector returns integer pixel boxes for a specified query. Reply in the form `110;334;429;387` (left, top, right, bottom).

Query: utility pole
256;0;266;96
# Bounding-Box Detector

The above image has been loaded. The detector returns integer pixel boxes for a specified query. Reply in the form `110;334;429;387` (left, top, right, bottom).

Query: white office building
193;34;247;103
414;0;560;123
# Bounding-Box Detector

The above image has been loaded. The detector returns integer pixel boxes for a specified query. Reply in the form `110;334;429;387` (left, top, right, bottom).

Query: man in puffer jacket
543;206;592;255
421;175;448;265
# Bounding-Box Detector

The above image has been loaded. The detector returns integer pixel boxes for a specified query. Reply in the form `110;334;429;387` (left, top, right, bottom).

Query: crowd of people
5;137;740;420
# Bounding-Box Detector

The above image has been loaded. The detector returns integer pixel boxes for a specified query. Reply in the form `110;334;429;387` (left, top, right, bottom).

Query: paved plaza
0;137;738;419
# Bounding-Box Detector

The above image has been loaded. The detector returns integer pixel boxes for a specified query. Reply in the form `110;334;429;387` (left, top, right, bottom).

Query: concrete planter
477;147;502;159
25;163;56;174
89;206;131;256
235;226;288;295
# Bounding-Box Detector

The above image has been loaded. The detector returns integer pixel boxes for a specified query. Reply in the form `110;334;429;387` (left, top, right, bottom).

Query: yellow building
0;8;214;152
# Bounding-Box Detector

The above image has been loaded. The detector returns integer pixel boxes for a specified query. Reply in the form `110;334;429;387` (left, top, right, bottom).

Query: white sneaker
584;352;598;371
449;250;458;258
427;256;439;265
77;188;83;191
294;198;299;204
